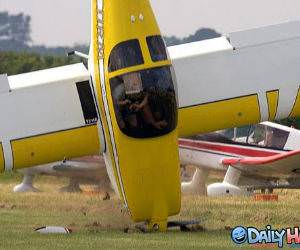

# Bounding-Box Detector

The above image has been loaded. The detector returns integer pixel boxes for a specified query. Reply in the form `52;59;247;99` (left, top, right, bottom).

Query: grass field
0;172;298;249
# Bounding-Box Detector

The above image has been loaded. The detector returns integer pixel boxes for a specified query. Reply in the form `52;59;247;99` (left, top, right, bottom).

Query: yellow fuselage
91;0;181;228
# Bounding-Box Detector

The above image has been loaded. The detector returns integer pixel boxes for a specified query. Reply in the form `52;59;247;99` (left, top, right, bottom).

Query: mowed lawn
0;173;299;249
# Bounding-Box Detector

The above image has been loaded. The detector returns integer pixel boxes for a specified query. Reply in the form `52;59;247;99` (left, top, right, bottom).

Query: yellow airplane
89;0;180;230
2;0;300;231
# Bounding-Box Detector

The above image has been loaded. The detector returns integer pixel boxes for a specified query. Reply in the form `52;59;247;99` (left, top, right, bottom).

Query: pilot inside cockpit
113;71;168;135
109;39;177;138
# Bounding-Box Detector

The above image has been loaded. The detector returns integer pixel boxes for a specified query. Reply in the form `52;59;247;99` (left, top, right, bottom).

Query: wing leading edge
222;149;300;178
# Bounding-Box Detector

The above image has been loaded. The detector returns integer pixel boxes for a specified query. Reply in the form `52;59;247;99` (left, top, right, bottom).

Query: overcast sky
1;0;300;46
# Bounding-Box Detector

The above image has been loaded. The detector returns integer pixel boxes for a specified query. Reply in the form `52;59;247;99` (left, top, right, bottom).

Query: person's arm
119;99;131;106
130;93;149;111
138;93;149;108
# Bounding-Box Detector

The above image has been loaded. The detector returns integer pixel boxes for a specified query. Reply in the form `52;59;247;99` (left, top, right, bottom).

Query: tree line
0;52;81;75
0;11;222;55
0;11;223;76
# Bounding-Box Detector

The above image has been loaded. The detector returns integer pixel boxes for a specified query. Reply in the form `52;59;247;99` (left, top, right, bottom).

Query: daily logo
231;225;300;248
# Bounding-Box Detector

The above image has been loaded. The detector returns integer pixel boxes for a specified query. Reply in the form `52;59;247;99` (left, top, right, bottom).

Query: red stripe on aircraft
178;139;280;158
223;149;300;166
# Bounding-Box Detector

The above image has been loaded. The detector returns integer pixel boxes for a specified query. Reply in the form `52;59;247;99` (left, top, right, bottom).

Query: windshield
110;66;177;138
220;124;289;149
193;124;289;150
146;35;168;62
108;39;144;72
247;124;289;149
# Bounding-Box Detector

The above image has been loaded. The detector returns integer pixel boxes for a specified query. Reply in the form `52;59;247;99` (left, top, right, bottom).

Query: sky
1;0;300;46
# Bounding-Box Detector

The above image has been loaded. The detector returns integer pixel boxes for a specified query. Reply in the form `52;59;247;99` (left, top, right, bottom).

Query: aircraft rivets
30;152;35;157
130;15;136;23
238;112;243;117
139;14;144;21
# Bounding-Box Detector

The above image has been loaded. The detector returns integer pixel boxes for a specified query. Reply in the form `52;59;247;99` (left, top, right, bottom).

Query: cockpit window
108;39;144;72
247;124;265;145
215;126;250;143
110;66;177;138
210;124;289;150
146;35;168;62
247;124;289;149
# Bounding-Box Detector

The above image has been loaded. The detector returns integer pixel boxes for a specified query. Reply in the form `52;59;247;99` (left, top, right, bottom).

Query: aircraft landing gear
13;174;40;193
135;220;167;232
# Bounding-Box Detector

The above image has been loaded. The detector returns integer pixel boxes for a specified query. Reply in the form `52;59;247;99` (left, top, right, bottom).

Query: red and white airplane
179;122;300;196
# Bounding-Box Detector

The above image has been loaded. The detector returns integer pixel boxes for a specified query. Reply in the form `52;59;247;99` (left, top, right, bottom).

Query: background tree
0;52;81;75
164;28;221;46
0;12;31;51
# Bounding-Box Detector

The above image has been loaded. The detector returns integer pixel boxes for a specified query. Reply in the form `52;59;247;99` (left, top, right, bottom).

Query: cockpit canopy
146;35;168;62
108;36;177;138
225;124;289;150
110;66;177;138
108;39;144;72
108;35;168;73
192;124;290;150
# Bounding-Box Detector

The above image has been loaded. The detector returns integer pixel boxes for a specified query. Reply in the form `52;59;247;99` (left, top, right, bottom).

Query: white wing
0;63;100;171
170;21;300;137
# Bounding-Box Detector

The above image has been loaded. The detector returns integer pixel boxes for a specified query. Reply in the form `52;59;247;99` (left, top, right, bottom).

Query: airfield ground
0;172;299;249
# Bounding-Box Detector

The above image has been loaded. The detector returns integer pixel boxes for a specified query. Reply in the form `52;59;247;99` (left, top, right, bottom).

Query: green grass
0;173;297;249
